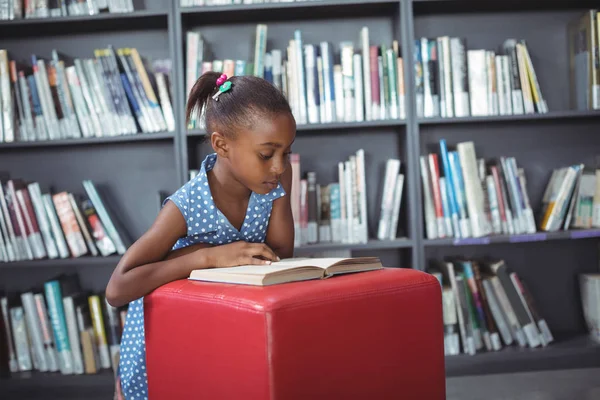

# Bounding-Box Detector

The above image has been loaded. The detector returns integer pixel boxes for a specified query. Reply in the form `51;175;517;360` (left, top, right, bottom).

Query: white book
317;57;326;123
450;37;470;117
421;38;436;118
467;50;488;116
0;51;14;142
304;45;320;124
1;297;18;372
338;162;348;243
377;159;401;240
63;297;85;374
42;194;71;259
503;39;524;115
340;42;355;122
487;51;498;115
333;65;344;122
344;160;355;243
33;294;59;372
319;42;335;123
441;36;454;118
388;174;405;240
21;292;49;372
420;156;438;239
287;42;299;123
185;31;200;110
353;54;364;122
293;30;308;125
457;141;488;237
516;43;535;114
253;25;267;78
355;149;368;243
360;27;372;121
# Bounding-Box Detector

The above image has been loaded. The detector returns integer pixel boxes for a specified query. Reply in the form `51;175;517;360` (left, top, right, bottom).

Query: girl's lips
264;181;278;190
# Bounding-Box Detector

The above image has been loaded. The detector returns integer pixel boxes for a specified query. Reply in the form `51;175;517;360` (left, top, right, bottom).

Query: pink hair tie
216;74;228;87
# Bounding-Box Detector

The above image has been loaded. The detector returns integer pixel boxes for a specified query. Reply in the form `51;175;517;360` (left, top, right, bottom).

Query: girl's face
225;112;296;194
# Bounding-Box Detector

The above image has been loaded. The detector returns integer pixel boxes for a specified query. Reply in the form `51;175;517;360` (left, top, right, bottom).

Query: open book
188;257;383;286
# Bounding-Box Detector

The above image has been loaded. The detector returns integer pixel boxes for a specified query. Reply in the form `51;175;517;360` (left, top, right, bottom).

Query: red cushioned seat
144;267;446;399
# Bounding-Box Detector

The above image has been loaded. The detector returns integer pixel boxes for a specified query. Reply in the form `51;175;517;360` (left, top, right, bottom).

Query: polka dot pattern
118;153;285;399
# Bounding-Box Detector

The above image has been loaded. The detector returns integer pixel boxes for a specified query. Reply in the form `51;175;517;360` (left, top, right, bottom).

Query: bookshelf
1;0;599;397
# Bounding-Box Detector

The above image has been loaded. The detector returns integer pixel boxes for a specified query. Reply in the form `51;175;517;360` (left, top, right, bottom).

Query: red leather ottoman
144;268;446;399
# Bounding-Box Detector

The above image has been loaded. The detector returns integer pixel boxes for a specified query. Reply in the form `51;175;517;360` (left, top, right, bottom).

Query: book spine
44;280;74;374
33;293;59;372
88;295;111;369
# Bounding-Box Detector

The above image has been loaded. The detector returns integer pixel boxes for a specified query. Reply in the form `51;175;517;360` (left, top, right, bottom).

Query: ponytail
185;71;220;126
185;72;293;138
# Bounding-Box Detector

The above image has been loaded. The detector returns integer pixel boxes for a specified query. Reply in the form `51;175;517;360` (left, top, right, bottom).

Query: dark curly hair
186;72;293;138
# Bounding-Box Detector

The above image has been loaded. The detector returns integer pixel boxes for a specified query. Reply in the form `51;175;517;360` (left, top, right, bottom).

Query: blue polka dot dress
118;153;286;399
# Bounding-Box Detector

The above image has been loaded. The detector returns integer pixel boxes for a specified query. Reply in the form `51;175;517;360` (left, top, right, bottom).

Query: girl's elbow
105;275;126;308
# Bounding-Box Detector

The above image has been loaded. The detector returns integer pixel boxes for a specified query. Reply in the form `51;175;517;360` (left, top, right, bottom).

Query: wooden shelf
419;110;600;125
424;229;600;247
181;0;399;23
0;255;121;269
0;132;174;149
294;238;413;254
445;335;600;377
187;120;404;137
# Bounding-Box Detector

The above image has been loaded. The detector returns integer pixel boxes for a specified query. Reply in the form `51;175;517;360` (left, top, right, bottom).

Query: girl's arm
106;202;280;308
265;165;295;259
105;202;211;307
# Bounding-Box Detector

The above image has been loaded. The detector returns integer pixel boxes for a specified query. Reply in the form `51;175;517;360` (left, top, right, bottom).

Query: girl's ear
210;131;230;158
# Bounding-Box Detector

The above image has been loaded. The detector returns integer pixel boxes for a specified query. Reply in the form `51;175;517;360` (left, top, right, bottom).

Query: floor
446;368;600;400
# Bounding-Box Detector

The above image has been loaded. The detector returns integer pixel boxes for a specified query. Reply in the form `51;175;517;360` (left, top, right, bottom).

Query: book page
194;263;320;277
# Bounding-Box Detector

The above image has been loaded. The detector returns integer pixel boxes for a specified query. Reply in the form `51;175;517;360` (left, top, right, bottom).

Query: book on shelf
188;256;383;286
420;139;600;240
0;0;135;20
580;273;600;344
429;258;554;356
568;9;600;111
288;150;404;248
185;25;406;129
414;36;547;119
0;46;175;144
0;272;126;376
0;176;126;263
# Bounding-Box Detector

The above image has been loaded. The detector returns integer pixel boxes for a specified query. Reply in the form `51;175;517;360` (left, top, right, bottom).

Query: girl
106;72;296;400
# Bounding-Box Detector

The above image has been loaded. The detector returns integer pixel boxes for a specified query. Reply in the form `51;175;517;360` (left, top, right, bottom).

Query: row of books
0;0;134;20
185;25;406;128
415;37;547;119
429;258;553;356
180;0;317;6
0;177;126;263
0;47;175;144
539;165;600;232
421;140;537;240
0;273;125;375
288;151;404;247
421;139;600;240
568;10;600;111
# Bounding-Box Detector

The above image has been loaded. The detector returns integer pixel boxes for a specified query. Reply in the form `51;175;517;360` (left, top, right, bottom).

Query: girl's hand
205;241;280;268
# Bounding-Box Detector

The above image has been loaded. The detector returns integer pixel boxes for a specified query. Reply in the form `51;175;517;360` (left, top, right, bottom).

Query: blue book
44;280;73;375
448;151;471;237
439;139;460;237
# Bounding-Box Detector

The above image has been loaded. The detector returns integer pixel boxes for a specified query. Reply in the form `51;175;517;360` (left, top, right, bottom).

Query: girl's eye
260;153;273;160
